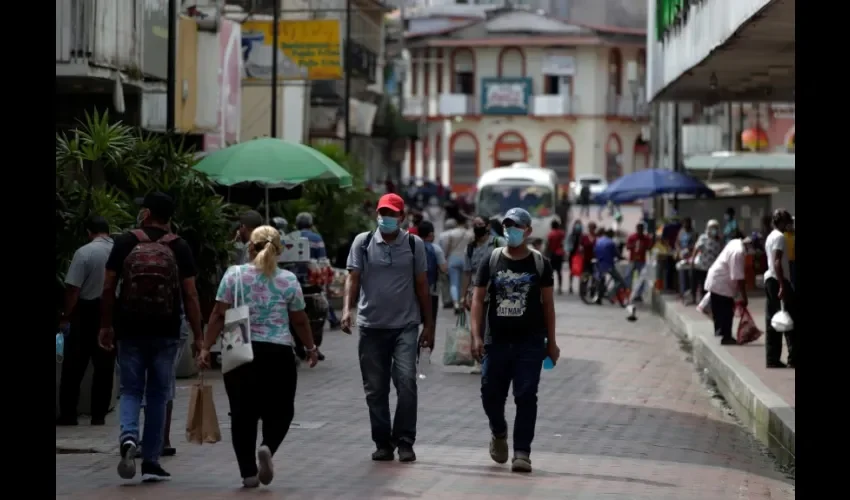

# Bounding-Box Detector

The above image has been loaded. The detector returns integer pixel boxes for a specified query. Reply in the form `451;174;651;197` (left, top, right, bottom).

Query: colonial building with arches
402;7;650;192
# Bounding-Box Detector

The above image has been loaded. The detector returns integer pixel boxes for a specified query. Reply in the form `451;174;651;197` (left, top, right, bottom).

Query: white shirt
705;239;746;298
763;229;789;282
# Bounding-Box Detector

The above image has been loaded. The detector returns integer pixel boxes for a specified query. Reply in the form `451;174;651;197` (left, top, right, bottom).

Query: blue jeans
117;337;180;464
625;261;647;298
481;338;546;454
447;255;465;303
358;325;419;447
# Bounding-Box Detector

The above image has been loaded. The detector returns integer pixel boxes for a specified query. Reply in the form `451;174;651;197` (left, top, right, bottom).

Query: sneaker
243;476;260;488
257;445;274;485
720;336;737;346
371;446;395;461
511;452;532;473
397;443;417;463
141;462;171;482
489;434;509;464
767;361;787;368
117;439;138;479
470;362;482;375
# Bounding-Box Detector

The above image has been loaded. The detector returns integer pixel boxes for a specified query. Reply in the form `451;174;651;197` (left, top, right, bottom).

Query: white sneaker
470;362;482;375
243;475;260;488
257;445;274;485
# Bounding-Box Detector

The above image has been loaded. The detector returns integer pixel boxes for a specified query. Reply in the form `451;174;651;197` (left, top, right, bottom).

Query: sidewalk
651;291;795;467
57;296;794;499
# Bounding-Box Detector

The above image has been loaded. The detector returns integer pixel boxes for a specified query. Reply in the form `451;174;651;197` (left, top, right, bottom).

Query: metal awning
685;152;795;186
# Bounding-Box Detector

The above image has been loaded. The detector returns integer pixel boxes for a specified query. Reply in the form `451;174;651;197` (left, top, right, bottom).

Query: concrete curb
651;291;795;467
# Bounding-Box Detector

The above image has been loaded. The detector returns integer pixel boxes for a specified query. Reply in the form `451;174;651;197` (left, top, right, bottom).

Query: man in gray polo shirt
342;193;435;464
57;216;116;426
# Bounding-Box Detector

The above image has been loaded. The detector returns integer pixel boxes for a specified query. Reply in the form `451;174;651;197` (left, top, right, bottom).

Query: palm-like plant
55;110;236;318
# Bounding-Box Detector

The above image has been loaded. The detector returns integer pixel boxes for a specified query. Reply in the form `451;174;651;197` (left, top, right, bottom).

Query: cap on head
136;192;175;222
295;212;314;229
501;207;532;228
239;210;264;229
706;219;720;229
377;193;405;214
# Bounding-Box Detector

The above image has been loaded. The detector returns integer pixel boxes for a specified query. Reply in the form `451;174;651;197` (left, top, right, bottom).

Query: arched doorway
540;131;574;186
633;135;649;172
605;134;623;181
493;131;528;169
449;130;480;189
497;46;526;77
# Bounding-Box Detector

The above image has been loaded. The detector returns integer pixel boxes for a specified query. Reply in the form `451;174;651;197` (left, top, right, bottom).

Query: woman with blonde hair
198;225;318;489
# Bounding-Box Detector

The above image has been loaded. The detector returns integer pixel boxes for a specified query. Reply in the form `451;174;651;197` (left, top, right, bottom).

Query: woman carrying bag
197;225;319;488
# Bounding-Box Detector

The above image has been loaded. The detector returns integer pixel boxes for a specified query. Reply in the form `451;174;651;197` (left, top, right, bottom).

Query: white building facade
402;9;650;191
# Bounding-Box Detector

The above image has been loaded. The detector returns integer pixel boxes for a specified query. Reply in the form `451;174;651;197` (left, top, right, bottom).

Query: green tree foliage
55;110;237;316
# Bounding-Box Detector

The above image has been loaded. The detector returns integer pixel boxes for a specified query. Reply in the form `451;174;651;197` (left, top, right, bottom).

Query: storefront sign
242;19;342;81
480;78;532;115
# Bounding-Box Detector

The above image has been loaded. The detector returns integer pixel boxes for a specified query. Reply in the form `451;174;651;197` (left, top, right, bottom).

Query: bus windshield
477;185;555;218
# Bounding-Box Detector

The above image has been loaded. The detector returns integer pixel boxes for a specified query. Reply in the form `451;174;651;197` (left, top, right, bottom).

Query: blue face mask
377;216;399;234
504;227;526;247
574;224;583;233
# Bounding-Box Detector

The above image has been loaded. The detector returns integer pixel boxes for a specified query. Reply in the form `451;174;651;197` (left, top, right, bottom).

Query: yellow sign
241;19;342;81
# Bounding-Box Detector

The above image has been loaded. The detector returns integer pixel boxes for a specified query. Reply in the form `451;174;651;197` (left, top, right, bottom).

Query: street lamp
626;61;639;118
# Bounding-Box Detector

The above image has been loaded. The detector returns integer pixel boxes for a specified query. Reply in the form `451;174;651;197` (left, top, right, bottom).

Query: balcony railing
439;94;478;116
531;95;582;117
56;0;142;71
606;94;650;119
402;96;437;118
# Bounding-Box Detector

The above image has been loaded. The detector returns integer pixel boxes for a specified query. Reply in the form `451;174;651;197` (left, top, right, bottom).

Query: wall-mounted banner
242;19;342;81
480;78;532;115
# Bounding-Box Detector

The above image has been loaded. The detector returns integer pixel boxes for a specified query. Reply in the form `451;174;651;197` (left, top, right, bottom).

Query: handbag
770;302;794;333
221;267;254;374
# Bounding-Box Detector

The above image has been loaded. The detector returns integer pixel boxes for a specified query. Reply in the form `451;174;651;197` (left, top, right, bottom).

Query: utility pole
343;0;353;154
397;6;407;183
271;0;281;138
166;0;178;131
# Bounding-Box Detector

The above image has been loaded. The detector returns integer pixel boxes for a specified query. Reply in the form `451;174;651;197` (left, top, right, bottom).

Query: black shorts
550;254;564;272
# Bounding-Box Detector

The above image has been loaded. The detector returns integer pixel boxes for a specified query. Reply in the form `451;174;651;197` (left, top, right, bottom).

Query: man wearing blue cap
469;207;560;474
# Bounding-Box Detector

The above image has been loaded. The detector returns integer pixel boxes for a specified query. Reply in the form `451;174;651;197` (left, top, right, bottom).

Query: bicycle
579;259;629;308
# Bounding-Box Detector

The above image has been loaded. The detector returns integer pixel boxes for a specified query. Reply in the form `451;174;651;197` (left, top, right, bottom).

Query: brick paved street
56;295;795;499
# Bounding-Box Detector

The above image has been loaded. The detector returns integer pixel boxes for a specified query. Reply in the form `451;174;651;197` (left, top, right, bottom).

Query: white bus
475;163;560;249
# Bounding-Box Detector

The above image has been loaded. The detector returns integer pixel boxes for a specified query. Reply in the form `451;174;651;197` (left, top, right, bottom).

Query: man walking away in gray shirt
342;193;435;464
57;216;115;426
235;210;264;265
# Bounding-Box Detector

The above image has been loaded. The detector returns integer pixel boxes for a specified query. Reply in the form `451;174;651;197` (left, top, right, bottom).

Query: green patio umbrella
194;138;353;220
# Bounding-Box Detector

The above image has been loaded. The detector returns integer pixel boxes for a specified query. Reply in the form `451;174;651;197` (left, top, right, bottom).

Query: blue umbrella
598;169;715;204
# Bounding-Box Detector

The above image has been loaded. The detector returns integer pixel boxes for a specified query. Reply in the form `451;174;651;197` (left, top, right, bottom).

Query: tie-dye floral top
216;264;306;346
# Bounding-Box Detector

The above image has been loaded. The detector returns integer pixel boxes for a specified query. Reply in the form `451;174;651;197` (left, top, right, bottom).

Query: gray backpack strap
488;247;503;275
530;249;544;277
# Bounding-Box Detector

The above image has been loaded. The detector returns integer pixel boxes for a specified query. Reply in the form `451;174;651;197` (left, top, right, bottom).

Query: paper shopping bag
185;376;222;444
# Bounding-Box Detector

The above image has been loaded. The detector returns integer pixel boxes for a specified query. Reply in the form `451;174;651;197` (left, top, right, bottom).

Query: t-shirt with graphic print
215;264;306;346
474;251;554;344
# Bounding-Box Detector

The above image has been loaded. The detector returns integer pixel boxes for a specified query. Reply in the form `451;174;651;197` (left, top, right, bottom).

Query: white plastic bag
770;303;794;332
221;267;254;374
697;292;712;316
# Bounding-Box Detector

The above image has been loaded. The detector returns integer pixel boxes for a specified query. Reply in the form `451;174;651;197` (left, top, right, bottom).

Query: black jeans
764;277;796;366
59;299;116;420
691;269;707;302
359;326;419;447
430;295;439;325
223;342;297;478
709;293;735;340
481;337;546;454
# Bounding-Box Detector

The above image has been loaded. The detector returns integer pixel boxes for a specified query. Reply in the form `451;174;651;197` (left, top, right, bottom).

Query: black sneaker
117;439;138;479
720;336;737;345
767;361;787;368
141;462;171;482
397;443;417;463
371;446;395;461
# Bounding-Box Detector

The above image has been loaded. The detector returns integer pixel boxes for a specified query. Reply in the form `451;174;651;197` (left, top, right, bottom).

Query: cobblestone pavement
56;295;795;499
